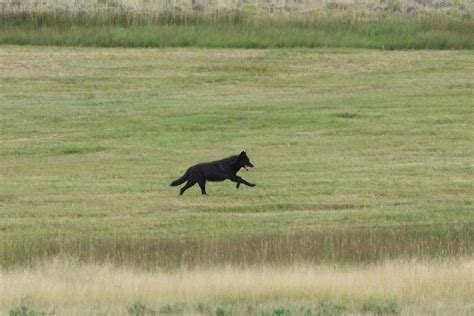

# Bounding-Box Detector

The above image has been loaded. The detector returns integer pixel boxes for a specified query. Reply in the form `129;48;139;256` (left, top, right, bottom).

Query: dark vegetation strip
2;223;472;269
1;12;473;49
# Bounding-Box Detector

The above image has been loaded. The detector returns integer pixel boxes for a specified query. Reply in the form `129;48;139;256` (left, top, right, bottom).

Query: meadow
1;45;473;314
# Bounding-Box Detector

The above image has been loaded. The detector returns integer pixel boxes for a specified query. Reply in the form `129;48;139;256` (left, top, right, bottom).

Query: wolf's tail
170;170;189;186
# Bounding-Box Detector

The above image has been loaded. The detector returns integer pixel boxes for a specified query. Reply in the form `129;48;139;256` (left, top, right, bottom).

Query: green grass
1;13;473;49
1;46;473;267
0;300;408;316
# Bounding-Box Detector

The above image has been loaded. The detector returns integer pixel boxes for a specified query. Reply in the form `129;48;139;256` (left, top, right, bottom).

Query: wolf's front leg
230;176;256;187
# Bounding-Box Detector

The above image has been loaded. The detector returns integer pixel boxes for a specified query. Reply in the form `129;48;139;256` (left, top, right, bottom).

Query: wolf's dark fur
170;151;256;195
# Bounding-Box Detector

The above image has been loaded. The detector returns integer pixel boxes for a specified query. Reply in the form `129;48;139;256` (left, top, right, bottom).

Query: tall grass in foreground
2;258;473;314
1;0;473;48
3;225;472;269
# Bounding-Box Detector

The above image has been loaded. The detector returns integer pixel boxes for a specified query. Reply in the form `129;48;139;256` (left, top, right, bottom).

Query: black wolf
170;151;256;195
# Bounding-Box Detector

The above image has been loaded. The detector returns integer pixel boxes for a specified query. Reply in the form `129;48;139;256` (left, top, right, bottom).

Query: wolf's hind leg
197;179;207;195
180;180;196;195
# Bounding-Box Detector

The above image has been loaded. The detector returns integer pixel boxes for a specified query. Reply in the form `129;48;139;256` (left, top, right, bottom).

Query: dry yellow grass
2;0;472;15
2;258;473;314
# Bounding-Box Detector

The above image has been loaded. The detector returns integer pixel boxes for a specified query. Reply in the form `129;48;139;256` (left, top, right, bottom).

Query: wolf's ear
240;151;246;156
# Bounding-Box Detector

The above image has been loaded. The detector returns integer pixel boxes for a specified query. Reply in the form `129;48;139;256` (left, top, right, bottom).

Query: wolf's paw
249;183;256;187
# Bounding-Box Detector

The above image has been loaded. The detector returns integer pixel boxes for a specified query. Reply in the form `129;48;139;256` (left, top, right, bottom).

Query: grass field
1;46;473;313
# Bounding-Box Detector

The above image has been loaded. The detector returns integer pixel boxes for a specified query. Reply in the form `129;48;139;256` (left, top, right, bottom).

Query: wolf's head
238;151;254;170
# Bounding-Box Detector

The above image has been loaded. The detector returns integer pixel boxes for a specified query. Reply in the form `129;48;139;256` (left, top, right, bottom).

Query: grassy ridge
1;13;473;49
